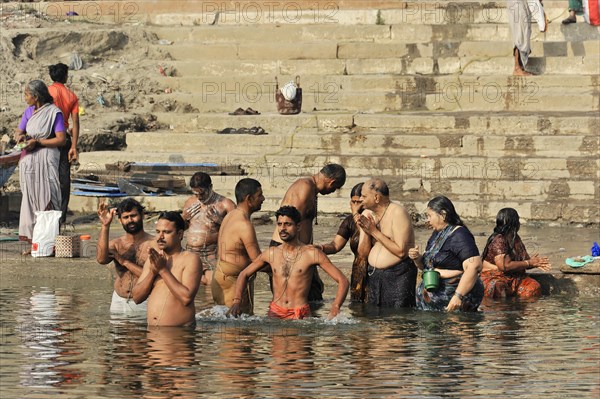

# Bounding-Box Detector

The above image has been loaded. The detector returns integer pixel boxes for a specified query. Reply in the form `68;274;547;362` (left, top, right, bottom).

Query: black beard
123;221;143;234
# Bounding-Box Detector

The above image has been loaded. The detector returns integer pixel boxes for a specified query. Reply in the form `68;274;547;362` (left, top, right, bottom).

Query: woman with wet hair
314;183;367;302
409;196;484;311
480;208;551;299
15;80;66;254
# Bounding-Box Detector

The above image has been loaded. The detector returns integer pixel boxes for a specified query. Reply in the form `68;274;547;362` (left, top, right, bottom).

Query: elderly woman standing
15;80;66;251
409;196;484;312
480;208;551;299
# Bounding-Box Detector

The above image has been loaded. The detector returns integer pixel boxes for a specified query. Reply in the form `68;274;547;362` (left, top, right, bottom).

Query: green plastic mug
423;270;440;291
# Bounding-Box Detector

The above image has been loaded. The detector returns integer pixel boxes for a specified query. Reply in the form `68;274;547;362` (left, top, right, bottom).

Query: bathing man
229;206;349;320
212;178;265;314
356;178;417;308
269;163;346;301
182;172;235;286
132;211;202;327
96;198;156;313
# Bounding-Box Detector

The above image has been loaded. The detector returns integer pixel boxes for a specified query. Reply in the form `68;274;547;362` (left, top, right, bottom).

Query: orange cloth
268;302;310;320
48;83;79;130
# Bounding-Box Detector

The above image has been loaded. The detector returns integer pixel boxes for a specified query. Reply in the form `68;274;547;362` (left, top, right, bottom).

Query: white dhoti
110;291;147;313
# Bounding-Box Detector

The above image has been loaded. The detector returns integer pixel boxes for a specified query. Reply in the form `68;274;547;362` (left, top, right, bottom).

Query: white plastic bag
31;211;62;257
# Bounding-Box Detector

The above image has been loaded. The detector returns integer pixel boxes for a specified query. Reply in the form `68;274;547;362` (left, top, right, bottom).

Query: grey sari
19;104;62;240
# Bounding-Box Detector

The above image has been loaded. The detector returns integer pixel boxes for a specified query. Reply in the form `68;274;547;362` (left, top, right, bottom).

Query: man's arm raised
157;251;202;307
96;202;116;264
227;252;269;317
314;249;349;320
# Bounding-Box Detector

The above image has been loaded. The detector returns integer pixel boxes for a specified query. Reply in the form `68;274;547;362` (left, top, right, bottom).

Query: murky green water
1;278;598;398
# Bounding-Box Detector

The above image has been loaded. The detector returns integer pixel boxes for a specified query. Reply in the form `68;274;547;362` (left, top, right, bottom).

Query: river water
0;221;598;398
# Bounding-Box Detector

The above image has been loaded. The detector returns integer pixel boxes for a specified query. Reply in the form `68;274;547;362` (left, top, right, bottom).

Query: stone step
122;131;599;159
145;3;582;27
68;170;597;204
77;152;599;182
149;87;598;113
156;75;598;94
90;111;600;136
155;39;600;62
150;21;600;42
67;191;596;224
162;54;599;77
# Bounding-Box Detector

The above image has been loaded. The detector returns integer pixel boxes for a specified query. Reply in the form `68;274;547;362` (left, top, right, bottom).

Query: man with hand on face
97;198;156;314
212;178;265;314
228;206;349;320
132;212;202;327
182;172;235;286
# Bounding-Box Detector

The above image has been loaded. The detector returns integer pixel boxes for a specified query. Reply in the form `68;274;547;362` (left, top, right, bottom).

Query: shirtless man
212;178;265;314
182;172;235;286
269;163;346;301
132;212;202;327
96;198;155;313
229;206;348;320
357;178;417;308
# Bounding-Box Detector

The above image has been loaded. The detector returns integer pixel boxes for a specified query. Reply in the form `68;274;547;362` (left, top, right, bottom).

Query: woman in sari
314;183;367;302
409;196;483;311
15;80;66;253
480;208;551;299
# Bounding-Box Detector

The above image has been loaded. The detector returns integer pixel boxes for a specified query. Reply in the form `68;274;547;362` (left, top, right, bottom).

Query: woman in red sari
481;208;552;299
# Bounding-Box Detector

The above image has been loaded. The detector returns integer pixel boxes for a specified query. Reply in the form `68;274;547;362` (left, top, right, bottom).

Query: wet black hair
320;163;346;189
116;198;144;218
235;178;262;203
427;195;464;227
350;182;363;198
190;172;212;189
158;211;186;232
482;208;521;260
275;205;301;224
48;63;69;83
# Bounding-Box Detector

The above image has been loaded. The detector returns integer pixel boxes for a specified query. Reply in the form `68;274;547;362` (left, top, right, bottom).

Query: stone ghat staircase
77;1;600;223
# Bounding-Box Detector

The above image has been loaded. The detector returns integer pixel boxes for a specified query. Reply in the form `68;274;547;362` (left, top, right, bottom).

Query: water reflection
0;285;599;398
15;288;85;389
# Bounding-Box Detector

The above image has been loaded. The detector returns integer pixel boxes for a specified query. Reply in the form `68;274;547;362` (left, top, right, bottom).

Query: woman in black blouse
408;196;483;311
314;183;367;302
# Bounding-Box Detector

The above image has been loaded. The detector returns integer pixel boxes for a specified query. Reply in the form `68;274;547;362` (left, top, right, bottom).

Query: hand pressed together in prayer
357;214;378;236
148;247;167;274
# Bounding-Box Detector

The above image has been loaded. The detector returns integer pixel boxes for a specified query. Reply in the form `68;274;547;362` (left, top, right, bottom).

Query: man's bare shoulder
180;250;201;267
219;196;236;211
390;202;411;218
183;196;196;207
282;178;313;202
